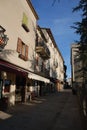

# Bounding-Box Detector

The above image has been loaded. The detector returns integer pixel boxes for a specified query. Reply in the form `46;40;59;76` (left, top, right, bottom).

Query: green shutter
22;13;28;26
22;12;29;32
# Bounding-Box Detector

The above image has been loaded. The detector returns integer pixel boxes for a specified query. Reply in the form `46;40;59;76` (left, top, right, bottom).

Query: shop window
17;38;28;61
22;12;29;32
4;79;11;93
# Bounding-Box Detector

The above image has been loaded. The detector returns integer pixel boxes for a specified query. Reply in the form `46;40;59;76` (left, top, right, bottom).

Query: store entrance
15;76;26;103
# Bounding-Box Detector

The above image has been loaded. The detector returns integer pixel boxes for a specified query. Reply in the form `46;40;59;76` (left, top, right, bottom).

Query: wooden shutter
36;56;39;66
17;38;22;53
25;45;28;60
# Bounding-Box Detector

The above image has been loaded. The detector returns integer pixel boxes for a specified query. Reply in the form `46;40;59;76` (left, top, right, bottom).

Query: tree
72;1;87;117
72;0;87;45
73;0;87;81
72;0;87;83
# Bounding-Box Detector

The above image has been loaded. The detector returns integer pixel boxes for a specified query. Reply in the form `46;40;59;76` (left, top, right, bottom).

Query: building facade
0;0;65;109
71;43;83;87
41;28;64;91
71;44;87;117
0;0;39;106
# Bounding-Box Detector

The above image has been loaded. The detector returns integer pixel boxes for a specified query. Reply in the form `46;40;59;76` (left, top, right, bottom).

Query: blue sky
31;0;81;78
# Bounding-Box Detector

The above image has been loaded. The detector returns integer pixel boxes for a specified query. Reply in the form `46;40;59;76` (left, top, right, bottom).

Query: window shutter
36;56;39;66
22;13;28;27
17;38;22;53
25;45;28;60
22;12;29;32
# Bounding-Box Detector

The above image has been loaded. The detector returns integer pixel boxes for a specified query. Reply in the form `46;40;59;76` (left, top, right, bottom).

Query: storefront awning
0;59;50;83
28;72;50;83
0;59;28;76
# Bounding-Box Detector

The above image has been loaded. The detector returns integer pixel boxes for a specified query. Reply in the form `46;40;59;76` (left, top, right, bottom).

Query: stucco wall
0;0;37;71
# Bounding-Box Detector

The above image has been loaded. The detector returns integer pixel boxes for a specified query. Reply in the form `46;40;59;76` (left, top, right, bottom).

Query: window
17;38;28;61
36;56;39;66
22;12;29;32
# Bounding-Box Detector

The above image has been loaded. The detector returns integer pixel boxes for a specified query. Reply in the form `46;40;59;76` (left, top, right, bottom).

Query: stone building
0;0;65;108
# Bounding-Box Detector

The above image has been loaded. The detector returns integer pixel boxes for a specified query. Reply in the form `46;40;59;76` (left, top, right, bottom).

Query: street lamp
0;25;9;50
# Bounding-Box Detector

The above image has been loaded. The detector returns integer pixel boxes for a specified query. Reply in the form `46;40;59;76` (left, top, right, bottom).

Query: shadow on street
0;89;86;130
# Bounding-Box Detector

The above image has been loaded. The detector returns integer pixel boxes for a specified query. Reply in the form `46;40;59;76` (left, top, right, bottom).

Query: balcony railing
36;41;50;59
34;64;50;78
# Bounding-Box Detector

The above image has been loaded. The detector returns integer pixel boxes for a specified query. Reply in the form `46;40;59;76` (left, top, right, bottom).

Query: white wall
0;0;37;71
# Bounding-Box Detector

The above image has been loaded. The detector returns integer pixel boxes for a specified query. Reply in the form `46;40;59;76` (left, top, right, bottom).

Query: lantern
0;25;9;50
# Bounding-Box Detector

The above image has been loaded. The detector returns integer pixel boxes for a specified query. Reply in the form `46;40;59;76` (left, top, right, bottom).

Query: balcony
34;65;50;78
36;41;50;60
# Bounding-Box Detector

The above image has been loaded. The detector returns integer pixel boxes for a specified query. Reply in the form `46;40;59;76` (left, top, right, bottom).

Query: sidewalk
0;90;86;130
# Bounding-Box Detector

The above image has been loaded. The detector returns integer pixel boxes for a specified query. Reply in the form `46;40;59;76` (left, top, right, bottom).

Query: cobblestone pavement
0;90;85;130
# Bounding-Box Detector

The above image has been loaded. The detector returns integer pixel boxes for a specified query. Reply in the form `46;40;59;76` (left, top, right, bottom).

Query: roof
42;27;64;62
37;25;47;42
26;0;39;20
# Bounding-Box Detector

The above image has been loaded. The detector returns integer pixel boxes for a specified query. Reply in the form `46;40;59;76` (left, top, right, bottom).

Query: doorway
15;76;26;103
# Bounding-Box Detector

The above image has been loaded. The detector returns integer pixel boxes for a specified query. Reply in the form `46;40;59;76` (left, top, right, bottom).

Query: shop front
27;72;50;98
0;59;28;109
56;79;64;91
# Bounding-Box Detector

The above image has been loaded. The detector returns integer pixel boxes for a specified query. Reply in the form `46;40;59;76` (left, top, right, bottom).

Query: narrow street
0;90;84;130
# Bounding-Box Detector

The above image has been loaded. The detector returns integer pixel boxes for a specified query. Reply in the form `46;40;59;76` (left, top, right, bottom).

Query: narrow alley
0;90;85;130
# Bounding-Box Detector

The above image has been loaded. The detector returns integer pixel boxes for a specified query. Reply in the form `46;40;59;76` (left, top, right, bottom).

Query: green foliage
72;0;87;82
73;0;87;45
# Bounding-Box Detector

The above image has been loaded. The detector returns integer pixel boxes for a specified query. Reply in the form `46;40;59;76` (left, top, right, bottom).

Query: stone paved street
0;90;85;130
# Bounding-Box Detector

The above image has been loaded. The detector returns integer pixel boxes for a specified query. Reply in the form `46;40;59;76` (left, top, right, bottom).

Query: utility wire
52;0;60;6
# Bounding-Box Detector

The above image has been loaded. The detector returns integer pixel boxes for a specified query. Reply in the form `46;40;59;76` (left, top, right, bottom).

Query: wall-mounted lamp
0;25;9;50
